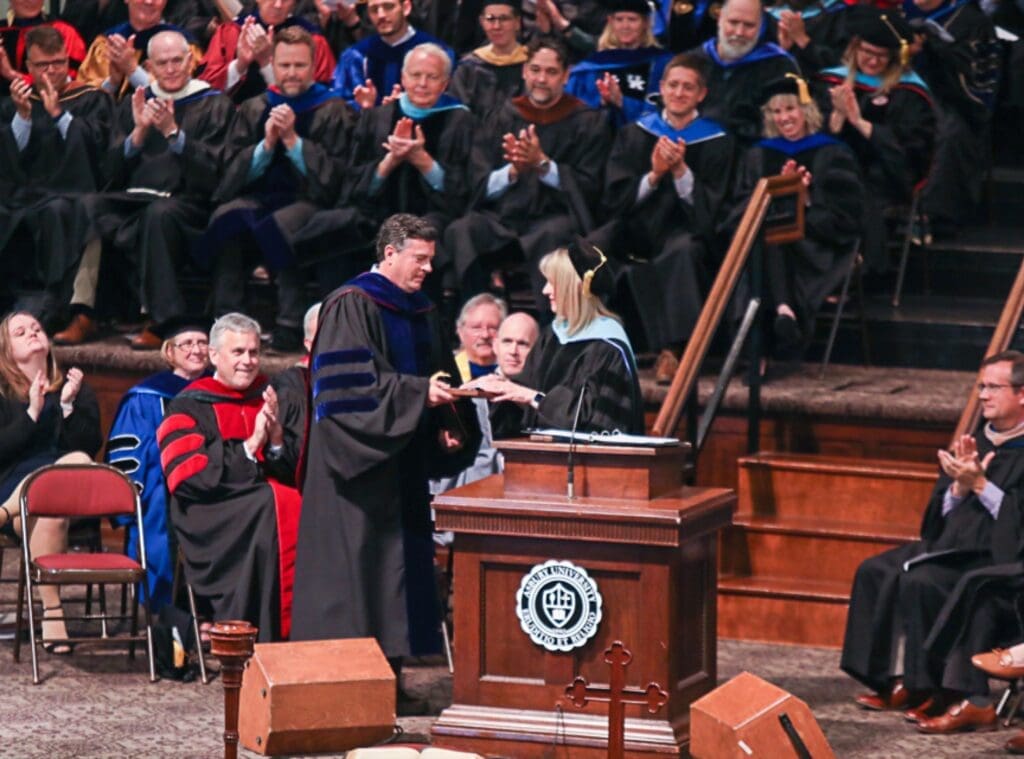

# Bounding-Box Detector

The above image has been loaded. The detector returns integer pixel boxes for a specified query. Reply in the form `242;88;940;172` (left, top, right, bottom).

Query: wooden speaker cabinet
239;638;396;755
690;672;835;759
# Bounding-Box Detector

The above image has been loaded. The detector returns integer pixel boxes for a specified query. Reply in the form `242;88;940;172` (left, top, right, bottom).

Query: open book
527;428;681;447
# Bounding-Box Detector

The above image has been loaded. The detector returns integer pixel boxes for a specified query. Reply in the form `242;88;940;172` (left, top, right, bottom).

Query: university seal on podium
515;560;603;652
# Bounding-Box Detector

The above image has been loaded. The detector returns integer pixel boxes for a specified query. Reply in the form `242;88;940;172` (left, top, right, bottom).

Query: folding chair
14;463;156;684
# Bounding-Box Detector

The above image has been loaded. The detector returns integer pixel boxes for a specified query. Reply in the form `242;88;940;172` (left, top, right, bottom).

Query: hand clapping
938;434;994;498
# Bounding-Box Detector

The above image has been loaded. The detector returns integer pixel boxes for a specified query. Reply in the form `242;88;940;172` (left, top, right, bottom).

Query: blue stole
346;272;434;377
360;30;445;102
757;132;843;156
104;21;196;50
702;37;794;69
397;92;469;119
636;113;727;144
233;9;322;34
903;0;970;23
766;0;844;20
127;371;191;400
266;82;337;115
821;65;930;92
570;47;666;75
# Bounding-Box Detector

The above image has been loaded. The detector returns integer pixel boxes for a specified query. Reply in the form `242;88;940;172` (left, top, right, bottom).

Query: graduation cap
846;6;913;67
606;0;654;15
482;0;522;14
151;314;211;342
760;72;813;106
567;237;613;300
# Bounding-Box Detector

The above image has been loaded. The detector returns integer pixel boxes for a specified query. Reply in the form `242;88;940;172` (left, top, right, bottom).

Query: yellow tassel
581;246;608;298
785;72;812;105
880;14;911;68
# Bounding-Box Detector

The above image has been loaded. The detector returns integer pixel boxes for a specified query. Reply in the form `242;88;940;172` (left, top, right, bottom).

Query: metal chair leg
13;558;24;663
820;252;857;380
892;192;921;308
186;583;209;684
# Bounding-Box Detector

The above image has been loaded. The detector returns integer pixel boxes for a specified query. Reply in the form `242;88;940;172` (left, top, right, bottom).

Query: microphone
567;385;587;500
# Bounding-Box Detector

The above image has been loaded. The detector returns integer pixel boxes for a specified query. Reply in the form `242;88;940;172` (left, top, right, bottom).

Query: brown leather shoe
854;680;910;711
916;699;996;734
130;326;162;351
53;313;98;346
1006;730;1024;754
972;649;1024;680
903;696;945;723
654;349;679;385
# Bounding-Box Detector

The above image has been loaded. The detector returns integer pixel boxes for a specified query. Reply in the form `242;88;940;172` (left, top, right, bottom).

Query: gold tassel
784;72;812;105
581;246;608;298
880;14;911;68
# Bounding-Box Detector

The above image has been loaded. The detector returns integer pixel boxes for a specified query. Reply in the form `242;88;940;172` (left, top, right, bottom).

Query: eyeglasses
977;382;1020;393
174;339;209;352
481;13;516;24
26;58;68;70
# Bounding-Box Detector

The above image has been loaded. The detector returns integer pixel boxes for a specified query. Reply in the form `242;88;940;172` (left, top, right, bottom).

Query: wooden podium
430;439;735;758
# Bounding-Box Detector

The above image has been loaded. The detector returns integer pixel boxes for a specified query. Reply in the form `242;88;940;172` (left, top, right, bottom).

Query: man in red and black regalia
0;0;87;96
157;312;303;641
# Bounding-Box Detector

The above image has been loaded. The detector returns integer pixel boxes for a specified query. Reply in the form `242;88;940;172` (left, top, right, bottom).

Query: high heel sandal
41;605;73;655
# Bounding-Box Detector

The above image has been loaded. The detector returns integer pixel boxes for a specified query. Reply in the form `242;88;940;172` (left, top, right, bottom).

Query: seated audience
471;240;643;434
769;0;852;74
444;37;611;316
593;52;734;383
333;0;455;109
0;27;112;326
202;26;354;352
60;0;227;47
200;0;337;104
55;29;234;348
840;350;1024;728
447;0;527;120
688;0;799;145
816;6;935;272
77;0;203;100
662;0;721;54
731;75;862;372
157;312;303;642
454;293;506;382
0;311;102;654
0;0;87;95
105;316;210;613
565;0;670;127
294;42;473;300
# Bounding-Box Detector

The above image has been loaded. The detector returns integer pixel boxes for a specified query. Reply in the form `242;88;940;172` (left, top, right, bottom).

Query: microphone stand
567;385;587;499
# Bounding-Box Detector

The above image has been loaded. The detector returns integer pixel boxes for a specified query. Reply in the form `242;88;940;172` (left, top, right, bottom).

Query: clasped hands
10;75;63;120
595;71;623;108
105;33;139;89
776;10;810;50
236;16;274;71
649;135;688;183
246;386;284;456
263;103;299;150
938;434;994;498
354;79;402;110
504;124;549;181
130;86;179;146
378;116;433;176
828;82;870;137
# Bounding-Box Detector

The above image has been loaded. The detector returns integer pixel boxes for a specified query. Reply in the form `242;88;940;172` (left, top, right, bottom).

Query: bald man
495;311;539;377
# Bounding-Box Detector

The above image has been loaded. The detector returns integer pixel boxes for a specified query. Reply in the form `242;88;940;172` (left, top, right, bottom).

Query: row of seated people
0;0;1004;365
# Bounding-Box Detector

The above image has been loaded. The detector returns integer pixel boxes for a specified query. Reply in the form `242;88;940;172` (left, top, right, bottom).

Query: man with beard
448;0;527;120
689;0;799;144
444;36;611;317
840;350;1024;731
201;25;354;353
158;312;303;642
0;0;87;96
77;0;203;100
333;0;454;110
294;42;474;300
0;27;112;326
591;52;733;383
200;0;336;104
51;29;234;347
291;214;480;710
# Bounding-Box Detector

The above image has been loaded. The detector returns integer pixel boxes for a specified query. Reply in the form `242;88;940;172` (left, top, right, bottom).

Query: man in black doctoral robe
591;51;734;382
53;29;234;347
841;350;1024;732
291;214;480;694
687;0;799;145
200;25;354;352
0;26;112;323
447;0;527;120
443;36;611;316
158;312;303;642
294;42;474;301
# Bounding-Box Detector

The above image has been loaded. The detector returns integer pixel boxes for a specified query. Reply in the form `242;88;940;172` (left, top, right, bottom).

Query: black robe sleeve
60;383;103;458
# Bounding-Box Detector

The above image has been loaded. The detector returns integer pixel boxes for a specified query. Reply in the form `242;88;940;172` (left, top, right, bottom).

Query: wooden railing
953;257;1024;441
652;174;805;438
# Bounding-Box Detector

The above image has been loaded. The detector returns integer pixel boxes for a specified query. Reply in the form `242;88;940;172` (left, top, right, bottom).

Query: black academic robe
666;0;721;55
158;375;303;642
815;68;936;270
81;85;233;322
444;94;612;312
688;39;801;145
200;84;355;273
448;51;526;121
593;115;735;351
0;82;112;302
291;272;480;656
493;323;644;437
840;427;1024;694
731;134;863;354
764;1;853;74
292;97;475;278
60;0;221;46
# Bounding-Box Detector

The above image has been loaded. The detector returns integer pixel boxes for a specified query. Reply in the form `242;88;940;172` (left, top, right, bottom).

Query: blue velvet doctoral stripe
702;37;793;69
266;82;337;114
234;10;322;34
346;272;434;377
571;47;667;74
313;372;376;397
315;397;380;420
757;132;844;156
636;113;727;143
312;348;374;371
131;371;191;399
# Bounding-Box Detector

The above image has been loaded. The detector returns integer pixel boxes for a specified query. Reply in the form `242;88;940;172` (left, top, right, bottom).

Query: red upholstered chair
14;463;156;684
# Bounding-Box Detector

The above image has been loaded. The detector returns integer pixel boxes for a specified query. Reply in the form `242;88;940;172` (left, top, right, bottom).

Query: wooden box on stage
239;638;396;755
431;439;735;758
690;672;835;758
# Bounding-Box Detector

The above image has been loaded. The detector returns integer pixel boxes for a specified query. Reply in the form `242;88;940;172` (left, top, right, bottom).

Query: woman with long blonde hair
0;311;102;654
469;240;643;434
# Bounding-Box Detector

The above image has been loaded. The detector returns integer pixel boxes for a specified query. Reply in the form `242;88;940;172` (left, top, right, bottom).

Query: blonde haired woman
470;240;643;434
0;311;101;653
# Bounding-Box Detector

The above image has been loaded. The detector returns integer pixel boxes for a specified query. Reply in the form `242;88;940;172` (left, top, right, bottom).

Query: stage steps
718;452;937;647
